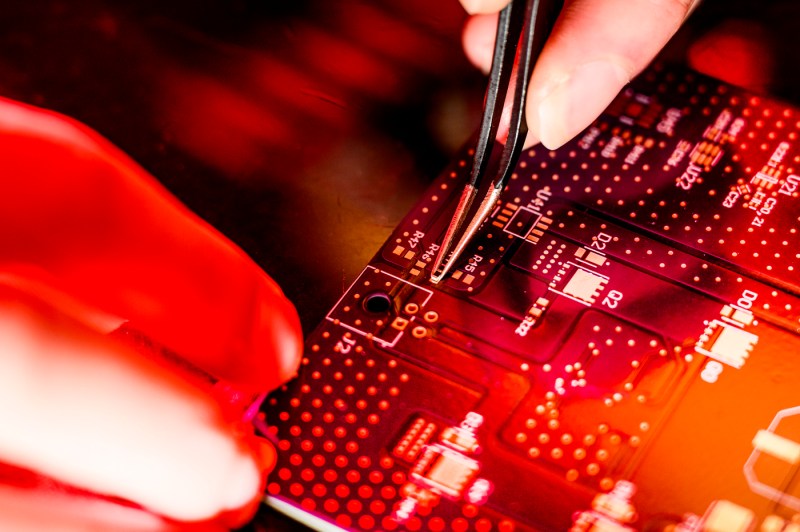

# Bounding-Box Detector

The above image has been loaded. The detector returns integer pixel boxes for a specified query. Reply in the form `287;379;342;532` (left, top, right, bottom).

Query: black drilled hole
363;292;393;314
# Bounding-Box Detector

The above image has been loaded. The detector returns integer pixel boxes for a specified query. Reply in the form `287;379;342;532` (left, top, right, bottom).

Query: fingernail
496;104;539;150
219;437;273;527
535;61;629;150
253;437;277;473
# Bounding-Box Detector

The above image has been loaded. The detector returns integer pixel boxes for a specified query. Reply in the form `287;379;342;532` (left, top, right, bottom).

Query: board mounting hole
363;292;393;314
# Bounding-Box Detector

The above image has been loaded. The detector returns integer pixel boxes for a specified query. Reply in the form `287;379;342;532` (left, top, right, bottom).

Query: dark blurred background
1;0;797;331
0;0;795;529
0;0;483;337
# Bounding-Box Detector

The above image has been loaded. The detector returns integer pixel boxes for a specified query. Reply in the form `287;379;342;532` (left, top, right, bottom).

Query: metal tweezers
431;0;559;284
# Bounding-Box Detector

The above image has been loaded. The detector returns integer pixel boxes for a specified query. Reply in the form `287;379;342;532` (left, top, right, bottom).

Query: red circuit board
260;64;800;531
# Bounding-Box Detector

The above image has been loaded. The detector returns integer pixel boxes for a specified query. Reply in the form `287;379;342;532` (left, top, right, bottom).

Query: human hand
460;0;700;149
0;97;303;530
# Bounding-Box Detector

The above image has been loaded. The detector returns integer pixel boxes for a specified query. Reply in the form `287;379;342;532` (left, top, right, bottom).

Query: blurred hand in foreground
0;97;303;530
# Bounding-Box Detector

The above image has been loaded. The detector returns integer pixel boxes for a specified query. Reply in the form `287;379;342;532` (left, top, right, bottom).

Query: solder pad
261;64;800;531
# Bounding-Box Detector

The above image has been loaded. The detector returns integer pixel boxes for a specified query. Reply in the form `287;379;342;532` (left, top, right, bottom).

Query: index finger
460;0;512;15
0;98;303;393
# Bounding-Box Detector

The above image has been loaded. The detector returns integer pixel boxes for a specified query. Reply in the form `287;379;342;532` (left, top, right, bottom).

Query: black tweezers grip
431;0;561;284
493;0;560;191
467;0;526;188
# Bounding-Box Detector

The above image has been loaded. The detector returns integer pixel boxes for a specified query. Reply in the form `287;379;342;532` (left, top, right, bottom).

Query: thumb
0;96;303;394
0;283;273;526
525;0;700;149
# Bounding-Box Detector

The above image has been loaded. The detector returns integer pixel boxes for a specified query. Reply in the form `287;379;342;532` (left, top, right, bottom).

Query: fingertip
530;60;629;150
522;0;696;149
521;131;539;150
0;290;266;524
459;0;511;16
462;14;499;74
253;437;278;474
167;262;303;395
207;433;273;530
249;275;303;392
0;96;301;397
